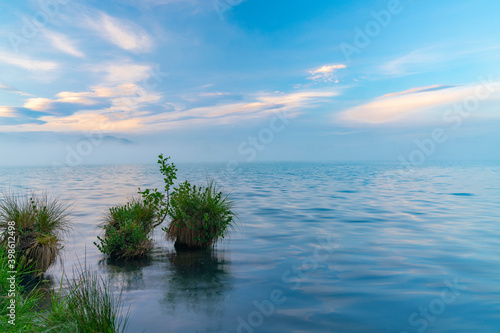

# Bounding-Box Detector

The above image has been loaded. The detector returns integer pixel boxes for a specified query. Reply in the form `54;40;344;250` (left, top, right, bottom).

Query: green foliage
0;192;71;275
165;180;235;249
0;246;128;333
138;154;177;227
135;153;236;249
0;246;45;333
44;268;128;333
94;199;156;260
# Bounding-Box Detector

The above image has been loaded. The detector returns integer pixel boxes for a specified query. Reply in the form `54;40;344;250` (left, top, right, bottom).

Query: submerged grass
95;198;156;260
166;180;236;249
0;192;71;275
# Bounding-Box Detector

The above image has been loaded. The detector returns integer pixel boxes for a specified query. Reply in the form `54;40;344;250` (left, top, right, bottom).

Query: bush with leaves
94;199;156;260
165;180;235;249
0;192;71;276
138;153;178;228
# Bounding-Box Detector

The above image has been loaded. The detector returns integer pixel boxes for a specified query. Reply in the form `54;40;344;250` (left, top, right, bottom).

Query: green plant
165;180;235;249
0;245;129;333
94;198;156;260
0;246;45;333
44;267;129;333
138;153;177;228
0;192;71;275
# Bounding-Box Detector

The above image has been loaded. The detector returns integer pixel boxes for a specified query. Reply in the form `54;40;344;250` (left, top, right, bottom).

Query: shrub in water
0;192;71;276
95;198;156;260
165;180;235;249
138;154;237;249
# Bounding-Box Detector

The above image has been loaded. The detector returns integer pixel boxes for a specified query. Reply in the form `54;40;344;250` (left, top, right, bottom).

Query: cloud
23;91;101;113
44;30;85;58
2;89;339;133
142;90;340;131
87;12;153;52
23;98;54;112
94;62;153;84
377;85;457;99
379;50;439;76
308;64;346;82
0;82;32;96
0;106;15;118
337;80;500;125
0;52;58;72
55;91;99;105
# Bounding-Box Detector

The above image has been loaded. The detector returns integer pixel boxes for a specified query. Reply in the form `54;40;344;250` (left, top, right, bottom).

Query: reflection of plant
0;192;71;275
95;198;156;260
98;256;152;291
165;180;235;249
162;248;231;318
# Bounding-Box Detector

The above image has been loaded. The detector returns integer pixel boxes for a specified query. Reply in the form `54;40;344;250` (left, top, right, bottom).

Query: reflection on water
99;256;153;291
162;248;231;332
1;162;500;332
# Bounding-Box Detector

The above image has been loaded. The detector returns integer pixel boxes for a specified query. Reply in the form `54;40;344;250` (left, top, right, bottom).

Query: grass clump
0;245;128;333
165;180;235;249
0;246;45;333
138;154;237;250
0;192;71;276
94;198;156;260
45;268;129;333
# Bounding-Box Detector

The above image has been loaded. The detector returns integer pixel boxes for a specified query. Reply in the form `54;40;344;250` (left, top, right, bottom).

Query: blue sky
0;0;500;165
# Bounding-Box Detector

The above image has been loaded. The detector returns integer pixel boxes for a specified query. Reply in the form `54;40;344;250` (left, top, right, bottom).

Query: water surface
1;162;499;332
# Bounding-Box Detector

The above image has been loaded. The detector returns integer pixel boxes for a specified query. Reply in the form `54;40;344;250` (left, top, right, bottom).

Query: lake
1;162;499;332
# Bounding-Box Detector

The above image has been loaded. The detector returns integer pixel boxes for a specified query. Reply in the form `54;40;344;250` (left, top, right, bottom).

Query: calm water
1;162;499;333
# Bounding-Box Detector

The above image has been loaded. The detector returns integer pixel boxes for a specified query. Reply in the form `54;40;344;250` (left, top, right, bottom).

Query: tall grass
0;192;71;275
95;198;156;259
0;245;129;333
165;180;236;249
0;246;45;333
45;267;129;333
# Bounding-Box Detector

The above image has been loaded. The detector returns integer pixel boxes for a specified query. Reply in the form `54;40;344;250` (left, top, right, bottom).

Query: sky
0;0;500;166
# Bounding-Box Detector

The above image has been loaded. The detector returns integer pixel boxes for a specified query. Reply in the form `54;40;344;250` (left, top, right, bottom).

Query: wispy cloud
0;82;32;96
23;98;56;112
0;52;58;72
308;64;346;82
86;11;153;52
0;106;16;118
379;50;439;76
337;81;500;125
93;61;154;84
3;89;339;132
44;30;85;58
377;85;457;99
